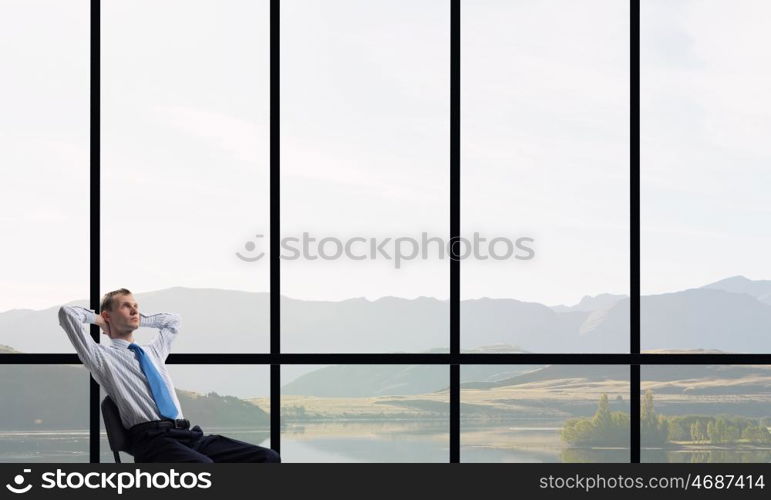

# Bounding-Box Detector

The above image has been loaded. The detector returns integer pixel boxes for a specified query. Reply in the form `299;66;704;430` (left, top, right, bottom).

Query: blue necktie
127;343;179;420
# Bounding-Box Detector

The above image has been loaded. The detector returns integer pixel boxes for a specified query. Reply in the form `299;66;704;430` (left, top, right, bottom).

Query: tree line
561;390;771;446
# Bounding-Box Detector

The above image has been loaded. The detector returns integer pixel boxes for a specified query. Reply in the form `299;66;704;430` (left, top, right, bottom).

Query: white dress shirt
57;305;184;429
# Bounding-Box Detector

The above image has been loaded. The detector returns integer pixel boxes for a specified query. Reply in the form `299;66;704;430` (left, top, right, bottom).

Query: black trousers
129;424;281;463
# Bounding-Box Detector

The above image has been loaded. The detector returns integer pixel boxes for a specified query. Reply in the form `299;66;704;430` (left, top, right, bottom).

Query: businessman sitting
58;288;280;463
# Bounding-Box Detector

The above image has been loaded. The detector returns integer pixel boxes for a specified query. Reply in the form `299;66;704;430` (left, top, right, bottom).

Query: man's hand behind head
96;312;111;338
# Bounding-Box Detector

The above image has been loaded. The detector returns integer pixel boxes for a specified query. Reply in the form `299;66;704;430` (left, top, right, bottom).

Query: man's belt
129;418;191;433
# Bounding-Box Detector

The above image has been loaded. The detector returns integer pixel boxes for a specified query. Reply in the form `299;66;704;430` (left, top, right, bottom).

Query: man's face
106;293;140;333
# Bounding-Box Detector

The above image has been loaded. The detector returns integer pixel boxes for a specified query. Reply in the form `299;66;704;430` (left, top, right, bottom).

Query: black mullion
89;0;101;465
630;364;640;462
269;0;281;456
161;353;771;364
449;0;461;464
450;364;460;462
5;353;771;365
630;0;641;463
630;5;641;356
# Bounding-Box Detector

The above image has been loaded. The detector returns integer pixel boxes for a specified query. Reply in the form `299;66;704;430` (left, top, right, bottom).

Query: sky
0;0;768;313
641;0;771;295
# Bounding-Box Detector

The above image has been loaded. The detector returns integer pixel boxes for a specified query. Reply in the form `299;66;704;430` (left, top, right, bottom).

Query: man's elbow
168;313;182;332
58;305;72;322
157;312;182;333
58;305;89;328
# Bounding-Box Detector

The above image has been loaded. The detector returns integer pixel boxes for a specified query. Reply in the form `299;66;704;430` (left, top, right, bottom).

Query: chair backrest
101;395;133;459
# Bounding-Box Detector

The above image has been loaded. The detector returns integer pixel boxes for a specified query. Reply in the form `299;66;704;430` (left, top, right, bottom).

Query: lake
2;422;765;463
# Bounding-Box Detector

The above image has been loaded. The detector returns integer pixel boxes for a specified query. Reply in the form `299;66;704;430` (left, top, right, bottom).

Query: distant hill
475;362;771;416
641;363;771;417
461;361;771;392
550;293;627;313
283;362;539;397
461;364;630;390
702;275;771;306
640;288;771;351
456;361;771;420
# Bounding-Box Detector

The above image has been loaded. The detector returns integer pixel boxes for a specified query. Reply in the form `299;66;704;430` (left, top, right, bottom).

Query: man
58;288;280;463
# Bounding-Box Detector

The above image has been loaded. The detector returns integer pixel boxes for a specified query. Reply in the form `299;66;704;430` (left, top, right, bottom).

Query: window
641;365;771;463
100;365;270;463
101;0;271;353
0;0;89;352
461;365;630;463
0;364;89;462
462;0;630;354
1;0;769;465
280;0;450;353
280;365;448;462
641;0;771;352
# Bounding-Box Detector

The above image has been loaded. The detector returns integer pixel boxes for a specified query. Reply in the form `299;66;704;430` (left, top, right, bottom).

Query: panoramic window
2;0;769;466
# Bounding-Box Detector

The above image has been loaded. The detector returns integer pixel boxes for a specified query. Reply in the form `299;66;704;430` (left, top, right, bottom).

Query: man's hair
100;288;132;312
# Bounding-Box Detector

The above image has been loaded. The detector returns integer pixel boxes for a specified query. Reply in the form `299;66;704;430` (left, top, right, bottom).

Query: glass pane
101;0;270;352
641;1;771;352
0;0;89;352
280;365;448;462
0;364;89;462
461;365;630;462
100;365;270;463
461;0;630;353
280;0;450;353
641;365;771;463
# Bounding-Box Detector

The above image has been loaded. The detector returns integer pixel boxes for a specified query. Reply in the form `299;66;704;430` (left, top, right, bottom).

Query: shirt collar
110;338;132;349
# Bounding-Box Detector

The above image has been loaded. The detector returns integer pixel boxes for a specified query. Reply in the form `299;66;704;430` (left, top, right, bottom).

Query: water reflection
462;419;629;463
0;429;271;463
560;448;630;463
642;449;771;463
281;421;448;463
6;426;770;463
0;431;89;463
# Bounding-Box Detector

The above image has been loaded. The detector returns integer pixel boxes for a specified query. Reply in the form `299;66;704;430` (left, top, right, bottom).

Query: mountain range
1;275;770;398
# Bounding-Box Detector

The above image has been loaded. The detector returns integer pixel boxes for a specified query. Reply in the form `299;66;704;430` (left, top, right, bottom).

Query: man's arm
58;305;106;372
141;312;181;360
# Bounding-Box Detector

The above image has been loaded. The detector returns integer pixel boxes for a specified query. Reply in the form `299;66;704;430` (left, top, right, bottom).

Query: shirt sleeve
141;312;181;361
58;305;106;373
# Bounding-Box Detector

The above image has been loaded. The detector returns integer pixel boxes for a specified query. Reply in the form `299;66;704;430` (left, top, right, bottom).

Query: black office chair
101;395;133;463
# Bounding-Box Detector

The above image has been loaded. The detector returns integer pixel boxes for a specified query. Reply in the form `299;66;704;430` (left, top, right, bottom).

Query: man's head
100;288;140;338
